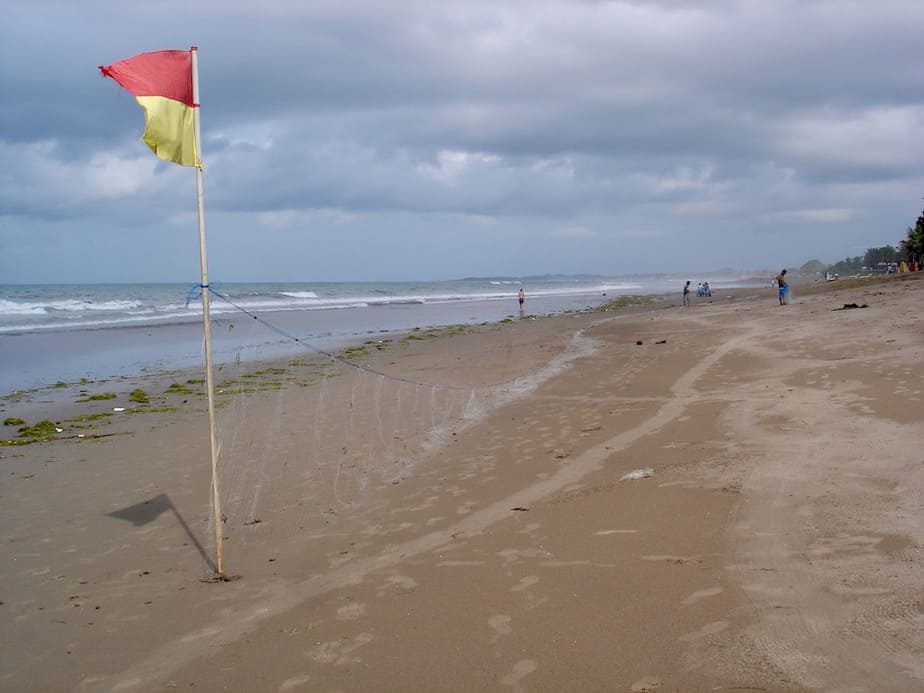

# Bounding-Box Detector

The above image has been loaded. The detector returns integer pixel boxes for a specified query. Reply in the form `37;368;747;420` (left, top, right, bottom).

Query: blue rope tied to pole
185;284;203;309
187;283;230;327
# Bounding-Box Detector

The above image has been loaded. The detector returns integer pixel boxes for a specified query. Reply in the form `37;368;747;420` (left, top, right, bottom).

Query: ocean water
0;275;759;394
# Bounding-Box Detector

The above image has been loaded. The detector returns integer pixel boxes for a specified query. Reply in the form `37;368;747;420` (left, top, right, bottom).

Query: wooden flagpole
190;46;225;579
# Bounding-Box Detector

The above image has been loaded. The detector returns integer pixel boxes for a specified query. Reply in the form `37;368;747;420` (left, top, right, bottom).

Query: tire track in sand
84;325;754;692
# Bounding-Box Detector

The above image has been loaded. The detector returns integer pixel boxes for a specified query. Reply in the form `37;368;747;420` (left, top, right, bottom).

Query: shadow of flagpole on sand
107;493;217;574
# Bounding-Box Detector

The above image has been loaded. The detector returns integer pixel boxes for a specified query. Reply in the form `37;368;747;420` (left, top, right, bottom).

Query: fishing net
194;288;581;577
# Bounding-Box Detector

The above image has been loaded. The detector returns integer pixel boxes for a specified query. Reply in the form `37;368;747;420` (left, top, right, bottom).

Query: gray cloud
2;0;923;281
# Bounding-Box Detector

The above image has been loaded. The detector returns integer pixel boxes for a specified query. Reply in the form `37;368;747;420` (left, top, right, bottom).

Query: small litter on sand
113;407;126;412
620;468;654;481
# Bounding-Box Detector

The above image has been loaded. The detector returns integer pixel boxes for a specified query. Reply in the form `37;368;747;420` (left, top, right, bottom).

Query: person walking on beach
775;269;789;305
518;288;525;315
682;281;691;307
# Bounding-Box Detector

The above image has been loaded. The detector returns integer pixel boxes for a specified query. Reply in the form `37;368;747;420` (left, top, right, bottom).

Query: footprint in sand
516;522;542;536
510;575;547;609
278;674;312;691
511;575;539;592
377;574;417;597
497;548;545;565
489;614;512;642
678;620;728;642
407;496;439;512
631;676;663;691
681;586;723;606
595;529;638;535
336;602;366;620
500;659;537;690
309;632;373;665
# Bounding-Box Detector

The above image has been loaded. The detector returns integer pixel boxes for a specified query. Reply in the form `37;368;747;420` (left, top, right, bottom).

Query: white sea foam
0;311;198;334
0;299;47;315
0;298;143;315
279;291;320;299
54;299;143;312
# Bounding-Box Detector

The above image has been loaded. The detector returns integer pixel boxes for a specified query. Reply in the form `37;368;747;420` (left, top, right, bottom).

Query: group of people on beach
683;271;791;308
681;280;711;306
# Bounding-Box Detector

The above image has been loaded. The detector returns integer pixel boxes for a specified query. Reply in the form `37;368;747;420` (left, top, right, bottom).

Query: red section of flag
99;50;194;106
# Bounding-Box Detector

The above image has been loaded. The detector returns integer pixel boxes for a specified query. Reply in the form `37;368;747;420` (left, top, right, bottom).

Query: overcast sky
2;0;923;283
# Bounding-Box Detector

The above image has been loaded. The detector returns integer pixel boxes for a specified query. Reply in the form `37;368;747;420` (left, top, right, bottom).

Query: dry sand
1;275;922;692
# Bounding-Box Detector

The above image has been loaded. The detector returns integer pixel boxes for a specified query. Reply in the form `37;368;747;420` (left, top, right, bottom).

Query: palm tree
900;209;924;265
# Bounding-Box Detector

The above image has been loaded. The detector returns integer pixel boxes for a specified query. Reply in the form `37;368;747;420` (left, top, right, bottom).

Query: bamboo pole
190;46;225;579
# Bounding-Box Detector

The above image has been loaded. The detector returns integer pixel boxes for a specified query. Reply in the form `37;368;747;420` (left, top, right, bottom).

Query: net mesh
194;287;596;576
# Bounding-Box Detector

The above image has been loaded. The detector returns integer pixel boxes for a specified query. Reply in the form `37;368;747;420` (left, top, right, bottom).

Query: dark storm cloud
1;0;923;281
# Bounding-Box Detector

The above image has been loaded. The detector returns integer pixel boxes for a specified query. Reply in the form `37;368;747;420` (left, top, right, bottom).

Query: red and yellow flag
100;49;200;167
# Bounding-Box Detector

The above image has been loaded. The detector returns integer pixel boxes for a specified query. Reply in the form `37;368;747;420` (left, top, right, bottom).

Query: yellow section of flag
136;95;199;167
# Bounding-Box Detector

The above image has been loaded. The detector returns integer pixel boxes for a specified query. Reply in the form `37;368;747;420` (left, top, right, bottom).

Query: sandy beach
1;274;922;692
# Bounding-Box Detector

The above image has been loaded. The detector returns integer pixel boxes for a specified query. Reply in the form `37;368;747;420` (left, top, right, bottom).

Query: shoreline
0;291;670;439
1;273;921;690
0;273;776;396
0;291;620;397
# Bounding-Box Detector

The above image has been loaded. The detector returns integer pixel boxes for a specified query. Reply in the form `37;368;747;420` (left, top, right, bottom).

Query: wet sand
1;275;922;691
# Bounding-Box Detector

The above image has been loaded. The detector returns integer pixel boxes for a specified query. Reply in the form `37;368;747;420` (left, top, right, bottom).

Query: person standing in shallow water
682;281;691;307
775;269;789;305
518;288;525;315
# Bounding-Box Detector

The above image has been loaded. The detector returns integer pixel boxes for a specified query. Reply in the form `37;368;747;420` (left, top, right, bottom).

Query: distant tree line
828;246;899;275
799;206;924;277
802;247;897;277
